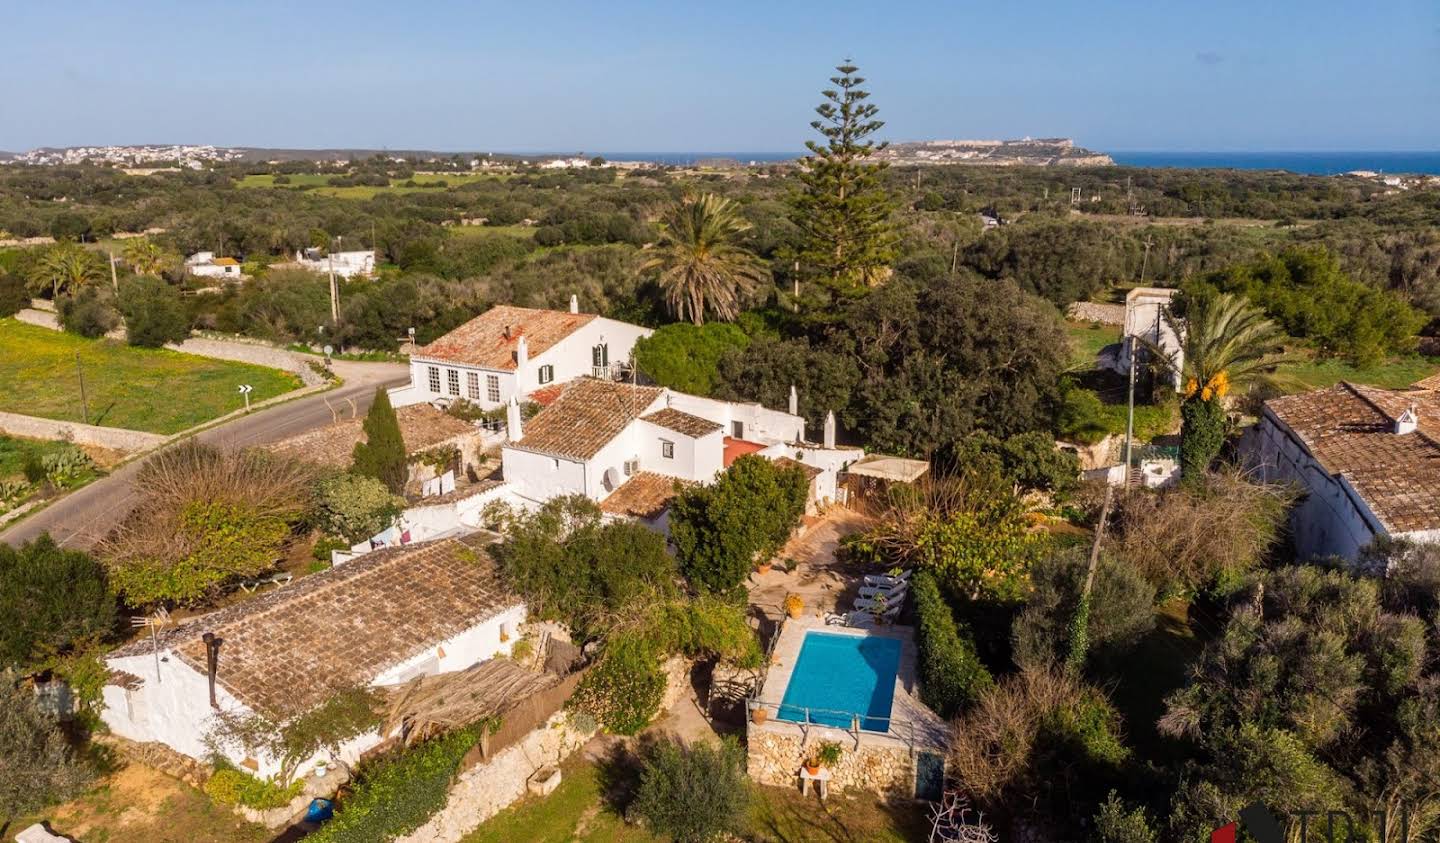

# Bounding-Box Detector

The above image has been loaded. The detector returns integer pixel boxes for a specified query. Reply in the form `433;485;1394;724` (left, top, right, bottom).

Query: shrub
0;682;91;821
1093;791;1158;843
40;446;95;489
99;442;314;607
57;285;119;338
0;534;116;672
307;723;483;843
0;270;26;317
204;688;383;786
634;322;750;395
314;473;402;543
912;571;993;718
630;737;750;843
119;275;190;347
351;387;408;493
1011;549;1156;672
569;633;666;735
670;455;808;594
204;765;304;810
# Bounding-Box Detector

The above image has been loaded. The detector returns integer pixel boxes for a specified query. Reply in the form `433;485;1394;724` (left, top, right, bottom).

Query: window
427;366;441;393
731;420;745;440
486;374;501;403
538;364;554;385
624;457;639;476
466;371;480;400
592;343;609;367
446;369;460;396
661;439;674;459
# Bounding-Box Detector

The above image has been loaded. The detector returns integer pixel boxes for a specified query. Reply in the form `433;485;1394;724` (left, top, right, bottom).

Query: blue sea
600;149;1440;175
1111;150;1440;175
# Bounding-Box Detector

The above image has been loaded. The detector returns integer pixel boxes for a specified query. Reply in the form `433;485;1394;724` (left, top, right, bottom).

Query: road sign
238;383;253;412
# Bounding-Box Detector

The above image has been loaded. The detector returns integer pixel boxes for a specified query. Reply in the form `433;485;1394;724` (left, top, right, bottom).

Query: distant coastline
1111;150;1440;176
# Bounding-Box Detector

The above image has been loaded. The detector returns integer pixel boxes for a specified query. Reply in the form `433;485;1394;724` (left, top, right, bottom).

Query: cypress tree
788;61;898;301
351;386;408;493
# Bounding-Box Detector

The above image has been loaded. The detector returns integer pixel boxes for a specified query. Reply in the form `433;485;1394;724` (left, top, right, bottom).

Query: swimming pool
777;631;901;732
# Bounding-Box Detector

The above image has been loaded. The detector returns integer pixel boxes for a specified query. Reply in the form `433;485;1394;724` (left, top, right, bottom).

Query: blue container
305;798;334;823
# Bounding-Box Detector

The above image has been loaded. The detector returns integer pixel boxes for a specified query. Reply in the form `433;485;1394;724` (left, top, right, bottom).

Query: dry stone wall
746;728;918;800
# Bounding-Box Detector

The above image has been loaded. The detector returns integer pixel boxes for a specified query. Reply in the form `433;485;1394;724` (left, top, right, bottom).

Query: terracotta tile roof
1414;372;1440;392
529;384;566;407
211;257;240;266
599;471;691;520
510;378;663;460
1265;382;1440;534
266;404;475;469
413;305;597;370
110;535;520;719
641;408;723;438
723;436;766;467
774;456;823;480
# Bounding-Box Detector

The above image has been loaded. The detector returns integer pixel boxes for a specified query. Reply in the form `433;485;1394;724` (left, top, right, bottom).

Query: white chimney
506;396;523;442
788;384;798;417
569;294;579;314
1395;406;1419;435
515;335;529;370
823;411;836;449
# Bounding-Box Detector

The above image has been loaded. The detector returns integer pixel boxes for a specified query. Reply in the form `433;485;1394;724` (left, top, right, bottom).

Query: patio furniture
864;569;912;589
799;765;833;800
858;581;909;600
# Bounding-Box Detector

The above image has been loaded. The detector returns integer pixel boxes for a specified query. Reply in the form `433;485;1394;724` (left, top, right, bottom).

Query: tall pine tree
351;386;408;493
788;61;898;301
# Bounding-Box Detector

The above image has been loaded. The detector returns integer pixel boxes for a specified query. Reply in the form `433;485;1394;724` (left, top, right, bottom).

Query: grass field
1064;319;1121;370
237;172;503;199
1279;351;1440;391
462;755;927;843
0;435;78;479
0;319;301;434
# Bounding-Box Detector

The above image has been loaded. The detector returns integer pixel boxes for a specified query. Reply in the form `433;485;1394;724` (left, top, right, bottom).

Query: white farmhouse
292;248;376;278
1242;379;1440;562
185;251;243;279
100;536;525;780
1113;286;1183;389
390;300;652;411
500;377;862;525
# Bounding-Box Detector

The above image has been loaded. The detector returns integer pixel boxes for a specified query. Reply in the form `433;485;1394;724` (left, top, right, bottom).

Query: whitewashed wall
665;392;805;444
501;447;587;503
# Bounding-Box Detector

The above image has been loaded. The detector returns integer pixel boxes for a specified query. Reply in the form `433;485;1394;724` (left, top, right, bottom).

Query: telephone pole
1140;236;1154;284
75;351;90;425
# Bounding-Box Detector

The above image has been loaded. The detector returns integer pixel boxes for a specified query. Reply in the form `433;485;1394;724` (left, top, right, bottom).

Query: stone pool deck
746;616;949;798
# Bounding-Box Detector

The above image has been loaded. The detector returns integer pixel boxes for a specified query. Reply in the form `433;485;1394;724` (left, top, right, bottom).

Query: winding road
0;359;409;550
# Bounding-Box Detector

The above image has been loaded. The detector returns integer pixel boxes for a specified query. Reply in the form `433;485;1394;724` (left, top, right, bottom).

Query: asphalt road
0;360;409;550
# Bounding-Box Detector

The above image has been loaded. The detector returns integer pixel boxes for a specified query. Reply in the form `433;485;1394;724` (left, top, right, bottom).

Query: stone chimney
506;396;524;442
201;632;222;709
1395;405;1419;435
788;384;798;416
823;411;836;449
569;294;579;314
515;335;529;370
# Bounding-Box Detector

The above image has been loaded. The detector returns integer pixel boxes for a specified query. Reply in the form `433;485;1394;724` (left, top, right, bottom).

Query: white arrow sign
238;384;253;412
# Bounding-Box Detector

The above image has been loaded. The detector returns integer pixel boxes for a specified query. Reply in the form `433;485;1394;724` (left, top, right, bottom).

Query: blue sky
2;0;1436;152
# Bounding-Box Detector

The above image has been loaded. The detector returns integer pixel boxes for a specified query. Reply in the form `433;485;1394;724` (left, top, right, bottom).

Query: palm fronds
642;193;769;325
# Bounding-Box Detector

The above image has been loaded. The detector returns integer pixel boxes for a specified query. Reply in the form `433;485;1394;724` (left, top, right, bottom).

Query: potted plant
756;558;774;575
784;593;804;619
750;701;769;725
804;741;842;776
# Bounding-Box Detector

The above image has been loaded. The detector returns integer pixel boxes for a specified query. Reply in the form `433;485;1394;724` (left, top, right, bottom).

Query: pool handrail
746;696;925;752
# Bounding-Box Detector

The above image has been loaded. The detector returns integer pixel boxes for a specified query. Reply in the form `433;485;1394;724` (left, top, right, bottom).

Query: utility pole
328;236;340;323
75;351;90;425
1123;334;1137;491
1140;236;1154;284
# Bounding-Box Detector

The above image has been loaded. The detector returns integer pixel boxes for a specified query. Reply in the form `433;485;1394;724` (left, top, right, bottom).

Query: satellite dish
603;467;622;492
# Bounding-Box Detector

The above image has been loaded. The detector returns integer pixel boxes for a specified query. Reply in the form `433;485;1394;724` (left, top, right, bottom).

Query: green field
237;172;503;199
1064;319;1121;370
0;319;301;434
1278;352;1440;391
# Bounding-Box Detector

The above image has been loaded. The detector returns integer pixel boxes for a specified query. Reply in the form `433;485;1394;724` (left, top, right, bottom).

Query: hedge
912;570;993;718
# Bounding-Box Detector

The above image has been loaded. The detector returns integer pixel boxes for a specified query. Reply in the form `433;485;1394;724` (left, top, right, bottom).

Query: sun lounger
858;581;909;600
863;569;912;589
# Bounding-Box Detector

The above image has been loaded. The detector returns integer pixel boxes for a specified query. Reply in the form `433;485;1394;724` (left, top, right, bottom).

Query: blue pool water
777;632;901;732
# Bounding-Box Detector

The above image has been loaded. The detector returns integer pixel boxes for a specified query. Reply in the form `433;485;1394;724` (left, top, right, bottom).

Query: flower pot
313;762;328;779
804;764;820;776
787;605;803;619
751;706;769;725
757;561;773;575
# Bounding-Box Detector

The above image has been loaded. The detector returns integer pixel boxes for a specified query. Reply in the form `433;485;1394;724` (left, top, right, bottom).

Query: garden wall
0;411;166;452
746;728;919;800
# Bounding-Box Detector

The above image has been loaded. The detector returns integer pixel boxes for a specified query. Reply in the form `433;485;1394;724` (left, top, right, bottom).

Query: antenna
129;607;171;684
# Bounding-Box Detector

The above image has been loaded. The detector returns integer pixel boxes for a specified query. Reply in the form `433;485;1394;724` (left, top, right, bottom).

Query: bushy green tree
634;322;750;395
630;737;750;843
119;275;190;347
351;387;408;493
714;334;858;432
0;269;26;317
912;570;993;717
788;62;897;298
0;534;116;672
0;682;91;822
314;473;403;543
57;285;119;338
669;455;808;594
1011;549;1155;672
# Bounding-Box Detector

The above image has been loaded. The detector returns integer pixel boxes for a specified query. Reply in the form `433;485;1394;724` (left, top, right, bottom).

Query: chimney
823;411;836;449
506;396;524;442
201;632;222;709
788;384;798;417
569;294;579;314
1395;406;1419;435
515;335;529;370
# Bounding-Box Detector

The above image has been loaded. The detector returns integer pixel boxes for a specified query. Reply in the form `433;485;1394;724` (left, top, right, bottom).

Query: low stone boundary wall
167;337;326;387
397;711;595;843
1066;301;1125;325
747;728;919;800
0;411;166;452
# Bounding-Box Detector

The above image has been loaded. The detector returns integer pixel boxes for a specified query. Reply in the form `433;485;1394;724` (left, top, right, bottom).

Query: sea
599;150;1440;176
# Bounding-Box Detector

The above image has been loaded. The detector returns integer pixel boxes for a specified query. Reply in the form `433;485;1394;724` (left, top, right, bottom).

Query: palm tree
36;242;103;300
122;239;167;277
1147;293;1291;479
642;193;769;325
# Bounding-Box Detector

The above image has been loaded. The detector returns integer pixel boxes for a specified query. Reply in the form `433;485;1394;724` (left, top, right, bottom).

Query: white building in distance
185;251;242;279
292;248;376;279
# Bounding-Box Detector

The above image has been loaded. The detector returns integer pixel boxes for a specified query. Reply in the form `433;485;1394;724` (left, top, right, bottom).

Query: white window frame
661;439;674;459
538;364;554;385
427;366;441;393
486;374;501;403
446;368;461;396
731;420;745;440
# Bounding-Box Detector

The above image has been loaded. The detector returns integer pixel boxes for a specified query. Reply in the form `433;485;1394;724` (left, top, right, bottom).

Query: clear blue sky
3;0;1436;152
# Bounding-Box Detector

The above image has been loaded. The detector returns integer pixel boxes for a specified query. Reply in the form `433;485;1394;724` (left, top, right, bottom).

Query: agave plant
642;193;769;325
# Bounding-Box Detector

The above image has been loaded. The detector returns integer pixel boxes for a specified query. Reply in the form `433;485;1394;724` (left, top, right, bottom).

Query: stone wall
746;728;920;800
0;411;166;452
1065;301;1126;325
396;712;595;843
167;337;326;386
